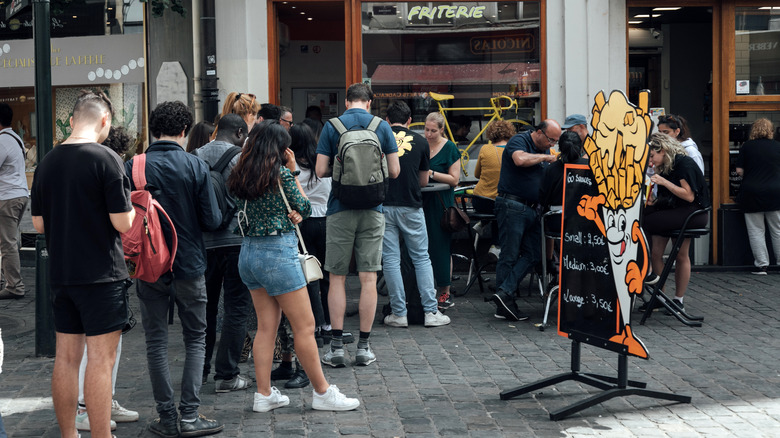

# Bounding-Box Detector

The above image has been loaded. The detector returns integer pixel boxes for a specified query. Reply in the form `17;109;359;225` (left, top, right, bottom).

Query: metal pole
32;0;55;358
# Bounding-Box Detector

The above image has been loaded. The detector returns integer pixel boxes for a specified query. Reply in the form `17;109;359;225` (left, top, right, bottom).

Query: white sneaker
75;409;117;431
488;245;501;261
384;313;408;327
312;385;360;411
111;399;139;422
473;221;486;235
424;311;451;327
253;387;290;412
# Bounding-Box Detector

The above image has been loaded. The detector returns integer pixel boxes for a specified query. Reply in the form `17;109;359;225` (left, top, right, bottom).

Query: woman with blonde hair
422;112;461;310
641;133;710;312
736;118;780;275
213;92;261;141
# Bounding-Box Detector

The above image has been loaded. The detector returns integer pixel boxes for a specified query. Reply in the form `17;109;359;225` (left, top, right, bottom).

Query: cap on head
561;114;587;129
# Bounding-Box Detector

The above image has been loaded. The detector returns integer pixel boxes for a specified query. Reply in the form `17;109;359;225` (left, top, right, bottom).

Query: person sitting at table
422;112;461;311
640;133;710;313
538;131;588;273
472;120;515;260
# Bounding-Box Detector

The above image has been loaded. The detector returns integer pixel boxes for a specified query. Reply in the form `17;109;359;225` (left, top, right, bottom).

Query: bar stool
536;207;562;330
457;194;497;295
639;207;711;327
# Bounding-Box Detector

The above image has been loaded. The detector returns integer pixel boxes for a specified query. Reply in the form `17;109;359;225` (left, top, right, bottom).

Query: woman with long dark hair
228;121;359;412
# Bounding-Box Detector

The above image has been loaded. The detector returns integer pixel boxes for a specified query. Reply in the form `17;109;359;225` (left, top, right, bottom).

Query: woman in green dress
422;112;461;310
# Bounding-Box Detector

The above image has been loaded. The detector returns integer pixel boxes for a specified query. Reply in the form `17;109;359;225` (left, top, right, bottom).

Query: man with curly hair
125;101;224;438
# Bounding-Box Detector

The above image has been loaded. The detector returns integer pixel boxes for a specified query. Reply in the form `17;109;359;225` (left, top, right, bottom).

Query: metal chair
536;207;562;330
639;207;711;327
456;193;497;295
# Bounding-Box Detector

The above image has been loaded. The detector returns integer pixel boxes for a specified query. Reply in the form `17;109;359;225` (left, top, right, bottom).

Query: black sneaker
644;271;660;285
284;368;310;389
491;294;528;322
637;299;663;313
179;414;224;437
752;266;768;275
665;299;685;315
149;418;179;438
270;364;295;381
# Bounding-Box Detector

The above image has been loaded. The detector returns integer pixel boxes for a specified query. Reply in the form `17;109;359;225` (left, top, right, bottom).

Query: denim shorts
238;232;307;296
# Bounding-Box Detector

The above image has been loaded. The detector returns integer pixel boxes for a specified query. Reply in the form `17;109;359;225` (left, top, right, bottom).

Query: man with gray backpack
315;83;400;368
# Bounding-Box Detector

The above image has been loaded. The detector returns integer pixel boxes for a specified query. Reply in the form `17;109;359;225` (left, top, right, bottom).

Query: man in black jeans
191;114;253;392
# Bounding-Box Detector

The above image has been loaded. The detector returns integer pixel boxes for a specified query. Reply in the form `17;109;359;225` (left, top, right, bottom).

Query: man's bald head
531;119;561;150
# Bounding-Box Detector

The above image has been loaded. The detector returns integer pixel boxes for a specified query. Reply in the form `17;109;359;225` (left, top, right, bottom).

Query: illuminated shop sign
470;34;535;54
407;5;486;21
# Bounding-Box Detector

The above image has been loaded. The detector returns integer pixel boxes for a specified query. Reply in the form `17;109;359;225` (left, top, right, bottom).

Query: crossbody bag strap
0;131;25;156
277;178;308;254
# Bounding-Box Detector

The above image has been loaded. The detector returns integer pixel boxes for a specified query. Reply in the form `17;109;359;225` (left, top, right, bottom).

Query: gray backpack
329;116;389;209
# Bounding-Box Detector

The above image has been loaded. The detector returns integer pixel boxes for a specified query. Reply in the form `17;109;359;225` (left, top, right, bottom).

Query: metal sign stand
500;334;691;421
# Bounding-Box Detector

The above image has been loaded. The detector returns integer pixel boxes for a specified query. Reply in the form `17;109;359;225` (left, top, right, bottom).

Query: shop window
361;1;541;140
735;6;780;96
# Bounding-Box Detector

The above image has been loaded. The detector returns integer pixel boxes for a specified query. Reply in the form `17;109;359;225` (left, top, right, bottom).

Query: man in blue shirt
315;83;400;368
125;101;224;438
492;120;560;322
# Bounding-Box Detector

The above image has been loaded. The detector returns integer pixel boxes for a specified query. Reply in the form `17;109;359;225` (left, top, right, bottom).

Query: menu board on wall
557;164;620;344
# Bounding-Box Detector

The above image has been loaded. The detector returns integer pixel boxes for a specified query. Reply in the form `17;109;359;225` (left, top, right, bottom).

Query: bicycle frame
410;92;527;176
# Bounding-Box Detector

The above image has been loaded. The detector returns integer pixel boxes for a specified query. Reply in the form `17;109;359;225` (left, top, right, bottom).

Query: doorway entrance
628;5;714;264
274;1;347;122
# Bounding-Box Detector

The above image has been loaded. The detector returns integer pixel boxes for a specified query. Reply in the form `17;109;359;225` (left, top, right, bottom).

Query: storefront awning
370;63;537;85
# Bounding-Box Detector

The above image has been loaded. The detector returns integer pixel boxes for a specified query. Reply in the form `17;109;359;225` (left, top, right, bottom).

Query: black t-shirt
736;138;780;212
496;130;551;202
656;154;710;210
31;142;132;286
385;126;430;208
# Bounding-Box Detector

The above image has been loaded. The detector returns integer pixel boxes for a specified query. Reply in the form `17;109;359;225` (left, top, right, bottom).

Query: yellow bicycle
410;92;530;176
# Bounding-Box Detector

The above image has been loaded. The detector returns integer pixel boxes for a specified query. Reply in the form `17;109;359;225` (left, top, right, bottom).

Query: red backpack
122;154;178;282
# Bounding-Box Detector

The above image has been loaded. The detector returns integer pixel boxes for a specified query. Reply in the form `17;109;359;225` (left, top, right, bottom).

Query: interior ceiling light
758;6;780;9
653;7;681;11
307;17;313;21
300;11;305;14
628;20;643;24
634;14;661;18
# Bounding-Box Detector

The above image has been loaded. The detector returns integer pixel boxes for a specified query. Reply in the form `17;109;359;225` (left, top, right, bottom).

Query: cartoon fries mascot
577;90;652;359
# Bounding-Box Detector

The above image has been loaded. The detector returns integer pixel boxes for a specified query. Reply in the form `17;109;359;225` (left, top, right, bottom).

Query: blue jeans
382;206;438;315
495;196;541;297
204;246;252;381
137;274;207;421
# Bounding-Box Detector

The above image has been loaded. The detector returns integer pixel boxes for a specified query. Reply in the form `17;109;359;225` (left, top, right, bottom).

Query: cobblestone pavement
1;266;778;437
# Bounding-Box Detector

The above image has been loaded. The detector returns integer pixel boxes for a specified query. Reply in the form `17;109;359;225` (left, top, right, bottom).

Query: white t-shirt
297;163;331;218
681;138;705;175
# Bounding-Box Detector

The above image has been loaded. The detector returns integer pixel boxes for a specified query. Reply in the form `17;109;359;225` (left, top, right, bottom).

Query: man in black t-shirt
381;101;450;328
31;90;134;438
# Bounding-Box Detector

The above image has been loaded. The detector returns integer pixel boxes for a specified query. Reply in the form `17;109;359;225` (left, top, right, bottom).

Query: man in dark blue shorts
31;90;135;438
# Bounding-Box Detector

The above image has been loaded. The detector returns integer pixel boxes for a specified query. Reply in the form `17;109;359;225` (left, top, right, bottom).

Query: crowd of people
5;80;778;437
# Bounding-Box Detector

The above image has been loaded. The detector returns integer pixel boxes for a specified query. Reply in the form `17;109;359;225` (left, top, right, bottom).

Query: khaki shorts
325;209;385;275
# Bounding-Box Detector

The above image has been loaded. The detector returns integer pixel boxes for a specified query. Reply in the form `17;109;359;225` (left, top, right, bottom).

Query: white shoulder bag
278;179;323;283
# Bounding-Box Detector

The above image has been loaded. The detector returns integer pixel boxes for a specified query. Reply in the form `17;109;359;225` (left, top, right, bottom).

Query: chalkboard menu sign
557;164;620;344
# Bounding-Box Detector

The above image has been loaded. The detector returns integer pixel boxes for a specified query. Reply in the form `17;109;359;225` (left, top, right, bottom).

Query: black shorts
51;280;128;336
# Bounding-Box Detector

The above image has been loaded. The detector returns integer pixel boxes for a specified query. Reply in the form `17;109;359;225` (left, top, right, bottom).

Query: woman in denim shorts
228;121;360;412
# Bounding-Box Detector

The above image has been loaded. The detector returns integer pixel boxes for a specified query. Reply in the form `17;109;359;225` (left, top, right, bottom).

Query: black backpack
205;146;242;230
